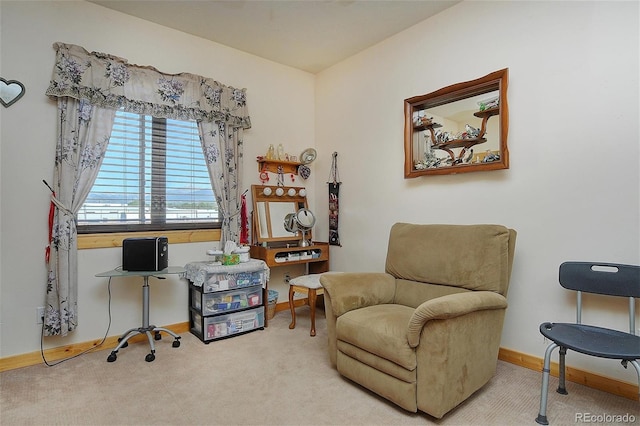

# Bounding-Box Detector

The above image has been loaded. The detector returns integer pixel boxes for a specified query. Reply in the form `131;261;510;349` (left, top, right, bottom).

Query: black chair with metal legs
535;262;640;425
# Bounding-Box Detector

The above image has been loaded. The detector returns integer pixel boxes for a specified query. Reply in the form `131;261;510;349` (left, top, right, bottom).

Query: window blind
78;110;219;231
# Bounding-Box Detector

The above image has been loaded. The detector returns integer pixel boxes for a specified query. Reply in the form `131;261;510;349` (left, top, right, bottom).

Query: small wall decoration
0;77;26;107
327;152;341;246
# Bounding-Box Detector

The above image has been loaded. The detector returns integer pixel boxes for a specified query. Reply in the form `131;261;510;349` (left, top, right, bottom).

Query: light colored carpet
1;309;637;425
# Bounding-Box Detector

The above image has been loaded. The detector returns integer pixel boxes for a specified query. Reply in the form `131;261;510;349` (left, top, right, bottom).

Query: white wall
315;1;639;384
1;0;639;388
316;2;640;384
0;0;315;357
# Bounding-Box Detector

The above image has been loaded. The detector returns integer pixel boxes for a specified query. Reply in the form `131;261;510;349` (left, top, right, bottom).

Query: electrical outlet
284;273;291;283
36;307;44;325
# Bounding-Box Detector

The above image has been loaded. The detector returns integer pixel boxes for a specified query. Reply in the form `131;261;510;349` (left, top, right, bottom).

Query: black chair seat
540;322;640;359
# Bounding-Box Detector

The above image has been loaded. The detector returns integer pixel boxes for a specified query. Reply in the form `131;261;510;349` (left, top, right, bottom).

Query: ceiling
88;0;461;74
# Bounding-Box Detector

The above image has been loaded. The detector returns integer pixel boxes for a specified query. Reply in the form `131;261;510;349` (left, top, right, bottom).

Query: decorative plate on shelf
300;148;317;164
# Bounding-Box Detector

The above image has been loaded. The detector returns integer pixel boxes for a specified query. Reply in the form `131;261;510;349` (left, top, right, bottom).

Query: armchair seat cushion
337;304;416;371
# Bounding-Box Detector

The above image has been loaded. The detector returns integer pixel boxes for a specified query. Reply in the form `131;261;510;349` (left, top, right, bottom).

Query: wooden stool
288;274;325;337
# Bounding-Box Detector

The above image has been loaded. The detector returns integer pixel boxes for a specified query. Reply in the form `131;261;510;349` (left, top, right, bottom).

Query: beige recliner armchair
320;223;516;418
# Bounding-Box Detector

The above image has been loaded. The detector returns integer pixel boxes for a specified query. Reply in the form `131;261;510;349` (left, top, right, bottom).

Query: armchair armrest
407;291;507;347
320;272;395;317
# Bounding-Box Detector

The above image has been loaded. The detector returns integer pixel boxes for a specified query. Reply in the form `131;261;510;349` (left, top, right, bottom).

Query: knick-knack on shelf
266;144;275;160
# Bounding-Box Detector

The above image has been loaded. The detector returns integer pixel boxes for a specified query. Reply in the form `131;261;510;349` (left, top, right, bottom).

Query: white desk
96;266;185;362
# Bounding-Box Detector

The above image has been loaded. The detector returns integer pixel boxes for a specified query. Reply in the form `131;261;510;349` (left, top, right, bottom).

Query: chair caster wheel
107;353;117;362
117;337;128;348
154;332;162;341
172;340;181;348
145;353;155;362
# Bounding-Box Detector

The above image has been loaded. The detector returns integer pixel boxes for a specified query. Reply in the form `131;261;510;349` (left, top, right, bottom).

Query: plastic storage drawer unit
203;270;265;293
190;306;265;343
191;284;263;315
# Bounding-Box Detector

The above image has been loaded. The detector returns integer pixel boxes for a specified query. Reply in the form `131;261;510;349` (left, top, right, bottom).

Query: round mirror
283;213;298;233
296;208;315;247
283;208;316;247
296;208;316;229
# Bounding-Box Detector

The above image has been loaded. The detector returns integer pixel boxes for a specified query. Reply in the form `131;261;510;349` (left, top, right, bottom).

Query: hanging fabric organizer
328;152;341;246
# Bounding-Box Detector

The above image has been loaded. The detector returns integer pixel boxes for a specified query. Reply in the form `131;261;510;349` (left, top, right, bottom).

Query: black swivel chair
535;261;640;425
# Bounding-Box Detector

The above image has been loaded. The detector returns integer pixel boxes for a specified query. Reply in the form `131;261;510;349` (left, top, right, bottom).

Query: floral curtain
45;99;115;335
44;42;251;336
46;43;251;127
198;121;245;247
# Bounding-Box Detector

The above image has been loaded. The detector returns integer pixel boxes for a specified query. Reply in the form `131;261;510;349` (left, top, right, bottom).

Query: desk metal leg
142;276;150;328
107;276;181;363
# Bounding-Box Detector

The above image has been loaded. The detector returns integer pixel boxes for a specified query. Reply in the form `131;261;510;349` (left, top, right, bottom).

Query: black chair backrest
559;262;640;298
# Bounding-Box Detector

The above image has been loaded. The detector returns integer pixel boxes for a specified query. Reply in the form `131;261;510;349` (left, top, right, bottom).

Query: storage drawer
190;306;265;343
191;284;263;315
202;270;266;293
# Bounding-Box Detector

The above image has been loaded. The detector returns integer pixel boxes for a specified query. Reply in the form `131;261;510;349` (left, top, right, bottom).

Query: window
78;110;220;233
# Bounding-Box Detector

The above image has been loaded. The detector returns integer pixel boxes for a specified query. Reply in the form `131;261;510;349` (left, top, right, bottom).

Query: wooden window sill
78;229;221;249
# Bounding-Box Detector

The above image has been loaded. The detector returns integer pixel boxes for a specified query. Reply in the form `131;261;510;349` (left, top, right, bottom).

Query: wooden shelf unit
250;242;329;274
257;159;301;175
416;106;499;163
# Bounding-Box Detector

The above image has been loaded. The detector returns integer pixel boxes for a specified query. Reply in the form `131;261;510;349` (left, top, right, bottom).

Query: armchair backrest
385;223;516;296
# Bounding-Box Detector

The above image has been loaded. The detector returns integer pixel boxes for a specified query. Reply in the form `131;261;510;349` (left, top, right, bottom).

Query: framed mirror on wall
404;68;509;178
251;184;312;246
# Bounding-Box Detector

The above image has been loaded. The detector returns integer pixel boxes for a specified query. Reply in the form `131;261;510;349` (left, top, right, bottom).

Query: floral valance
45;42;251;128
